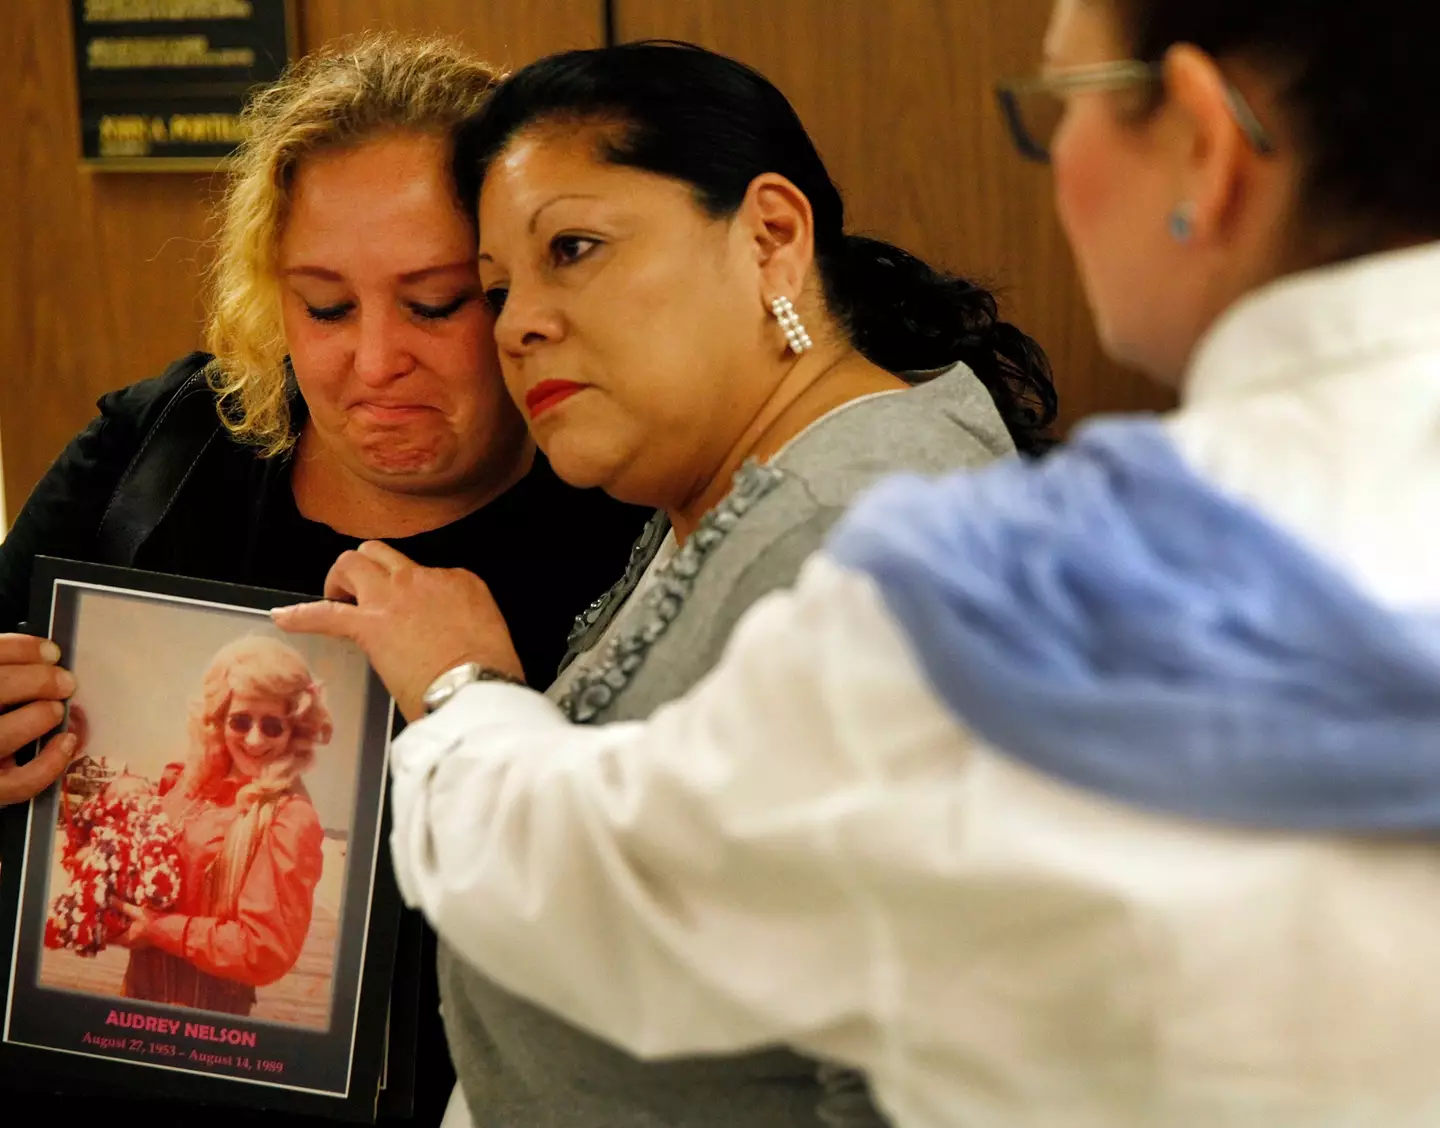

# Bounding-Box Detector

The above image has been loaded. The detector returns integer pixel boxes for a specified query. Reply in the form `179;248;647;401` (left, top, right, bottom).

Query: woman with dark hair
282;39;1054;1128
288;2;1436;1121
455;40;1057;460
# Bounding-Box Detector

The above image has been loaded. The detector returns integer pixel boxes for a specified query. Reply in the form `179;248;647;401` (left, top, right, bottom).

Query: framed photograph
0;558;401;1121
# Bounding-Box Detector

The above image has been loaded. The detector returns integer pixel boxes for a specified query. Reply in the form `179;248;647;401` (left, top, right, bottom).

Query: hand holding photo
271;539;526;720
0;634;83;808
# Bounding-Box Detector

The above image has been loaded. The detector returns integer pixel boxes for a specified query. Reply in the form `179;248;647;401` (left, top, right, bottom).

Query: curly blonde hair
180;634;334;812
204;32;504;455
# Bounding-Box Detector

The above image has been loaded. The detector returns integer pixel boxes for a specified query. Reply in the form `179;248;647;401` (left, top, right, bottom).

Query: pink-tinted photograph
36;592;371;1032
3;565;396;1111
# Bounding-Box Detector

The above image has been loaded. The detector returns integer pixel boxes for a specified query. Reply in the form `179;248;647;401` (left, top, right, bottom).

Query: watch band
422;662;528;715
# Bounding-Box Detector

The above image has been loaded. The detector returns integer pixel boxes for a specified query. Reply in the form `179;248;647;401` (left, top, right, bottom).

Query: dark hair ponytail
822;235;1056;452
455;40;1058;454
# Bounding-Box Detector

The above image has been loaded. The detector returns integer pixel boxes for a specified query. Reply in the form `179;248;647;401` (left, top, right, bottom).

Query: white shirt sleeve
388;554;966;1066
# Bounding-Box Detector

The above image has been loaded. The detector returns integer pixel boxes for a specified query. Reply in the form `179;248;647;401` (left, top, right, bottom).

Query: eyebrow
478;193;604;264
529;193;602;234
279;260;475;283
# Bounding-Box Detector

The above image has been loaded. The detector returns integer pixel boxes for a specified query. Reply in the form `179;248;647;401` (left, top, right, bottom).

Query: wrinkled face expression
224;692;294;778
476;126;774;507
278;131;526;496
1046;0;1202;380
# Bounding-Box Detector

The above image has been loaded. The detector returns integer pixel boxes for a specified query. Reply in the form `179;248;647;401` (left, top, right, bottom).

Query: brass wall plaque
71;0;296;170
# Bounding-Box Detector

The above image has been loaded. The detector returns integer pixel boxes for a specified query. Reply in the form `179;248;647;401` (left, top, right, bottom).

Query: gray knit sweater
439;364;1014;1128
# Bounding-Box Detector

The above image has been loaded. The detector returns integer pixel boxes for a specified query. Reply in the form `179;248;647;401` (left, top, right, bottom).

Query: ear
735;172;816;306
1161;45;1256;243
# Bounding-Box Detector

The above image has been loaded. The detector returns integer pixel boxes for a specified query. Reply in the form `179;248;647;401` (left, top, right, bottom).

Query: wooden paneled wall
1;0;1171;517
0;0;602;515
296;1;602;73
615;0;1175;437
0;1;221;517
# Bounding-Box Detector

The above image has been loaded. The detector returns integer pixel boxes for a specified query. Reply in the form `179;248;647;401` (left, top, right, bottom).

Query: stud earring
770;295;813;355
1168;201;1197;243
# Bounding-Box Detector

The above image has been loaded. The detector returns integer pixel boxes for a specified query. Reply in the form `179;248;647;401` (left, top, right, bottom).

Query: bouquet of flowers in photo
45;776;183;957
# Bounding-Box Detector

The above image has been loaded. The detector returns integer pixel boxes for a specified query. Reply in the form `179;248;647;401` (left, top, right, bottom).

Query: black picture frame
0;557;403;1122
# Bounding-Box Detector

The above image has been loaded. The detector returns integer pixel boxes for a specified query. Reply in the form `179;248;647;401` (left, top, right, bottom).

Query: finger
271;598;365;642
355;540;414;573
0;730;76;807
65;702;89;752
0;699;67;757
321;550;394;603
66;702;89;734
0;662;76;709
0;634;62;667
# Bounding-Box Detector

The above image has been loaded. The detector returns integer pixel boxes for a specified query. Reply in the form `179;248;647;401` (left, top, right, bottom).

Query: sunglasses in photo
227;712;290;739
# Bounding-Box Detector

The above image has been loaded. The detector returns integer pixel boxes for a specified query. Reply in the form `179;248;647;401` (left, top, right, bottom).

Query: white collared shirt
393;242;1440;1128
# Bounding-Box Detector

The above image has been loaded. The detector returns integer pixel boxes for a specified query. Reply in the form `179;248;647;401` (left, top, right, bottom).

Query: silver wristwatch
421;662;526;714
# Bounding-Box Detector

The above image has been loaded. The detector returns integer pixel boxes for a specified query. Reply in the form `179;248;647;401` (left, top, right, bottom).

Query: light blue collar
827;418;1440;831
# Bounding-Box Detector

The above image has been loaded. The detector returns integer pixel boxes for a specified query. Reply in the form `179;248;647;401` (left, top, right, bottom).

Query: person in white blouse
276;0;1440;1125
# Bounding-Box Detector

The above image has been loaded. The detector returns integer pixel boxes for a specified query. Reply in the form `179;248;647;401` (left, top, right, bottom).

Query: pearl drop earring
770;295;813;355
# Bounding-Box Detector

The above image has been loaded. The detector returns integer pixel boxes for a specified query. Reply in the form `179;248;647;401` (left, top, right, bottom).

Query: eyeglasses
228;712;289;739
995;61;1277;165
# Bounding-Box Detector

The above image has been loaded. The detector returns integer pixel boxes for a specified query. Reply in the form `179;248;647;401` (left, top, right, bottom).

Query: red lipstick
525;380;586;419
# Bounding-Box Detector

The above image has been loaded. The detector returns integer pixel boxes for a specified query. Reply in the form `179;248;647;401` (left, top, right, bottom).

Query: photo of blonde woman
114;635;331;1019
32;596;371;1034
